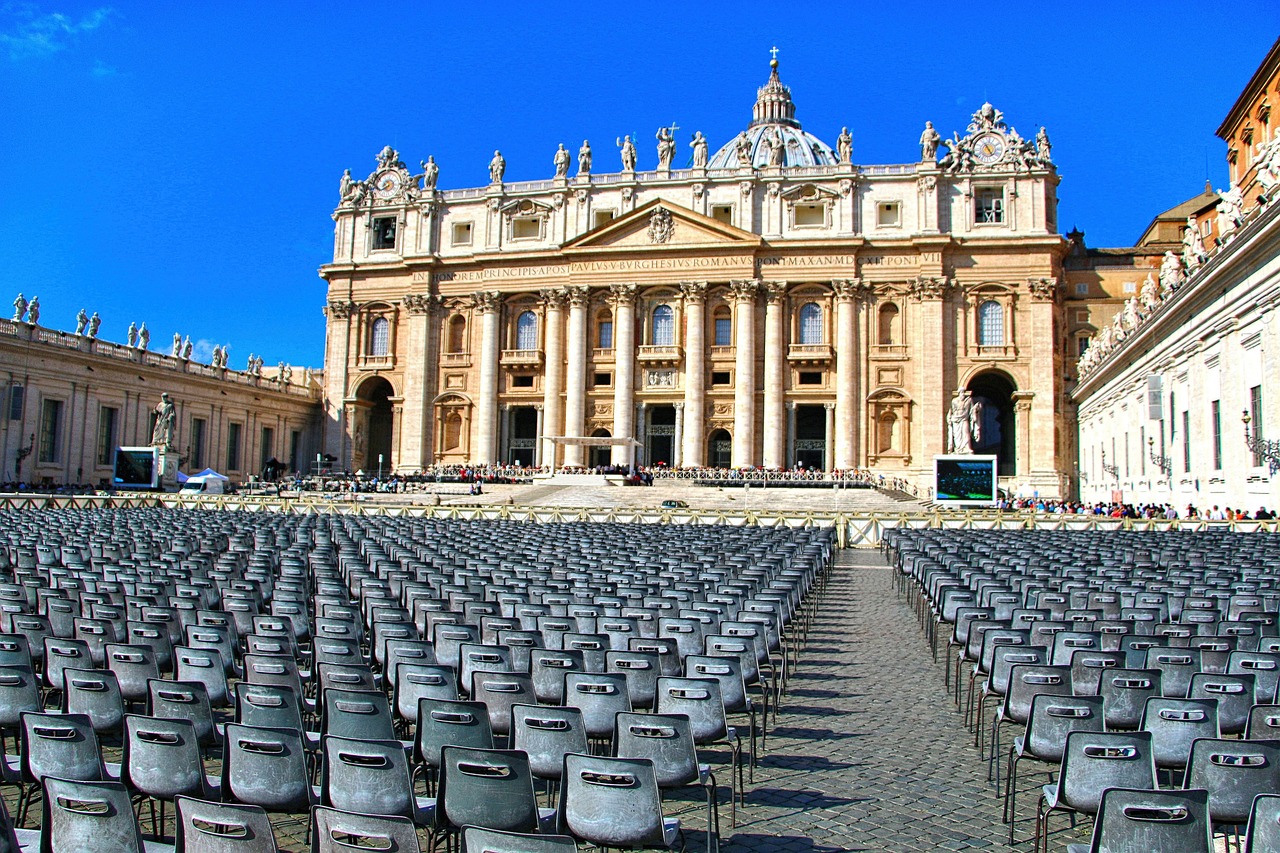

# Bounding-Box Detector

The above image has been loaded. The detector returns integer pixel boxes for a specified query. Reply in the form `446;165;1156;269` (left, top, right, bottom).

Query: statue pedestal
156;450;180;491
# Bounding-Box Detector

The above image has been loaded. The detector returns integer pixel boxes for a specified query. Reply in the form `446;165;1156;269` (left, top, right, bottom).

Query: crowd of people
996;497;1276;519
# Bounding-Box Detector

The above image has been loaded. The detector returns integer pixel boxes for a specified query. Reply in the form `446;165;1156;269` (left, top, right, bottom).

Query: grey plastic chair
414;697;494;796
1037;730;1156;853
0;791;39;853
320;687;395;741
147;679;219;751
655;676;745;825
39;776;167;853
393;663;457;730
105;643;160;706
310;805;421;853
61;668;125;738
174;646;231;708
614;711;720;853
1141;696;1220;775
1098;667;1162;730
470;672;535;746
558;753;680;851
1245;792;1280;853
220;723;318;818
18;711;105;825
0;665;42;756
1064;786;1212;853
431;746;553;852
319;735;433;825
1184;737;1280;831
175;796;278;852
529;649;584;705
461;826;576;853
564;671;632;745
122;715;215;835
510;704;587;799
1189;671;1255;736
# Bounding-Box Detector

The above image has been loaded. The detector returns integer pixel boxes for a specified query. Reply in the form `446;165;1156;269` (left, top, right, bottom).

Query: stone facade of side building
1072;37;1280;511
320;59;1075;498
0;313;324;487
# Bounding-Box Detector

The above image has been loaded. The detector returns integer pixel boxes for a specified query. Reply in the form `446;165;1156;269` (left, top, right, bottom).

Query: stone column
323;299;355;465
563;286;589;467
824;402;836;472
761;281;787;469
680;281;707;468
832;279;859;469
673;402;684;468
1027;279;1062;495
474;291;502;464
534;404;544;466
1014;392;1035;486
635;401;647;467
540;288;567;469
912;277;952;465
787;402;798;468
398;293;441;473
499;404;510;465
730;279;759;467
610;284;638;465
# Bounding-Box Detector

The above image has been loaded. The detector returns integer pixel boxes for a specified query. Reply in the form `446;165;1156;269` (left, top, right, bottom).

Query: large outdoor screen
113;447;157;489
933;455;999;506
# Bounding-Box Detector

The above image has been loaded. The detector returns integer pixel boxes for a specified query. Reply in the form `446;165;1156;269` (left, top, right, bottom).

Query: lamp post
1243;411;1280;476
1147;436;1172;479
1101;449;1119;481
377;453;384;481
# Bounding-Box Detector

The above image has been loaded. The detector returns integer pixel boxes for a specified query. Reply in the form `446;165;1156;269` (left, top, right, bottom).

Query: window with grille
97;407;118;467
651;305;674;346
798;303;822;344
38;399;61;463
516;311;537;350
713;307;732;346
975;188;1004;224
369;317;390;356
977;300;1004;346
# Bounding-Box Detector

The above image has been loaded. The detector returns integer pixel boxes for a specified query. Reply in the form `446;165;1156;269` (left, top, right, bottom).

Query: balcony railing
709;345;736;360
637;345;683;363
500;349;543;366
787;344;833;363
441;352;472;367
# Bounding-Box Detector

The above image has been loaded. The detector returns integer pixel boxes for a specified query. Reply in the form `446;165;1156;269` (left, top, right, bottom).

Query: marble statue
947;390;975;453
1159;250;1184;295
282;364;293;384
181;336;193;360
768;127;785;167
137;323;149;350
211;344;222;367
942;133;971;175
127;322;138;348
735;131;753;167
1182;216;1207;271
1217;185;1244;236
1036;127;1052;163
247;353;256;372
276;361;286;383
74;309;88;336
11;294;25;322
1124;296;1142;330
836;126;853;165
340;169;365;205
1111;311;1127;341
691;132;708;168
87;312;100;338
655;126;675;171
255;355;264;375
304;367;313;386
419;156;438;190
578;140;592;175
919;121;941;161
969;396;985;448
553;144;570;179
172;333;182;357
150;393;176;449
1254;129;1280;195
488;150;505;183
218;345;229;368
1140;274;1160;312
26;297;38;326
619;135;637;171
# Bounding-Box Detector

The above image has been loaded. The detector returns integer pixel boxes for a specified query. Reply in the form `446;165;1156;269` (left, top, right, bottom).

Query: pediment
563;199;761;251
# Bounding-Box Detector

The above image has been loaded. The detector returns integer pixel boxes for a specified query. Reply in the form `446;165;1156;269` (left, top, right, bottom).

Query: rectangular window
1077;336;1090;356
7;385;23;421
714;317;732;347
798;372;823;385
1075;282;1089;297
191;418;207;470
511;375;534;388
1123;281;1137;294
1211;400;1222;470
1182;410;1191;473
711;205;733;225
38;399;62;464
592;372;611;388
372;217;397;250
711;371;731;386
289;430;301;473
876;202;901;227
512;217;540;239
260;426;274;471
597;321;613;349
96;406;118;467
1252;385;1264;467
794;204;824;226
451;222;473;246
227;422;242;472
975;188;1004;224
593;210;616;228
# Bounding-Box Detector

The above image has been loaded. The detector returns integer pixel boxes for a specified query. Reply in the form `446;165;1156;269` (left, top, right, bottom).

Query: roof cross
769;46;779;61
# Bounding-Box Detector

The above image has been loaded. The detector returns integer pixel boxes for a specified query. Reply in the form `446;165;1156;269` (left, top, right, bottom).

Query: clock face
973;133;1006;165
373;171;403;200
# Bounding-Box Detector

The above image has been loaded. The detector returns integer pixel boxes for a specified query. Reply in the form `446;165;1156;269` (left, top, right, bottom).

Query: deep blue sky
1;2;1275;368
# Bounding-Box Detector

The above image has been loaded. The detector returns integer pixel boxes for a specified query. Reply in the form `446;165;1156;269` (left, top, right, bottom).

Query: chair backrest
562;633;609;673
382;638;436;690
460;643;514;694
42;637;91;692
103;643;160;704
1068;649;1126;697
558;753;669;849
471;671;536;739
321;687;395;741
437;746;541;834
1229;651;1280;702
393;663;457;724
628;637;682;677
235;682;306;732
20;711;102;787
415;697;494;771
1185;737;1280;827
1144;646;1203;699
320;735;417;820
1057;730;1157;817
0;665;41;729
613;711;700;789
511;703;588;783
220;723;314;813
1189;672;1255;736
563;671;632;740
61;668;124;735
606;649;661;711
310;805;421;853
175;646;231;707
176;796;278;852
433;623;480;670
40;777;144;853
1022;694;1105;764
1099;668;1162;731
122;714;208;801
1245;792;1280;853
1141;696;1220;770
999;664;1072;725
530;649;584;705
655;676;729;745
147;678;217;746
461;826;577;853
986;645;1047;699
1082;787;1212;853
315;662;379;697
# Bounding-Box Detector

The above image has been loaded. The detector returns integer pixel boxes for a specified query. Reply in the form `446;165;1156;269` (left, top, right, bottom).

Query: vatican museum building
321;60;1073;498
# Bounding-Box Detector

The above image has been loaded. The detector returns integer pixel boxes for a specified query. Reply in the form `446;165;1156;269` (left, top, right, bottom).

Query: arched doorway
589;429;612;469
793;405;826;470
354;376;394;474
647;405;676;467
707;429;732;469
968;371;1016;476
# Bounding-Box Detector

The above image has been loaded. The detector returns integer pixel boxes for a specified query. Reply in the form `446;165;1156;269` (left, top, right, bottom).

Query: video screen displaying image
935;456;997;503
113;448;156;488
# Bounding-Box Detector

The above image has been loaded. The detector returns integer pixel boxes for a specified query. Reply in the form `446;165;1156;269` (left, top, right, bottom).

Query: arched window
516;311;537;350
448;315;466;353
798;302;823;344
713;305;732;346
977;300;1004;346
878;303;899;345
596;309;613;349
651;304;674;346
369;317;390;356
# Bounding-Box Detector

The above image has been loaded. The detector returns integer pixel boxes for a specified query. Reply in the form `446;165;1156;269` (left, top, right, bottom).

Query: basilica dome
706;59;838;169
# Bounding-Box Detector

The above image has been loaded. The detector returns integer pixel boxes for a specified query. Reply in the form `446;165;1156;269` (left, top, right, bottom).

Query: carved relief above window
782;184;838;229
501;199;552;241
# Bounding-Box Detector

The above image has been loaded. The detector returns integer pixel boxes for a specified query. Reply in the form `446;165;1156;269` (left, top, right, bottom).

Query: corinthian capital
909;276;951;301
679;281;708;303
539;288;568;310
402;293;441;315
762;280;788;304
325;300;356;319
471;291;502;313
1028;277;1059;302
565;285;590;308
607;283;638;307
728;278;760;303
831;278;863;301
